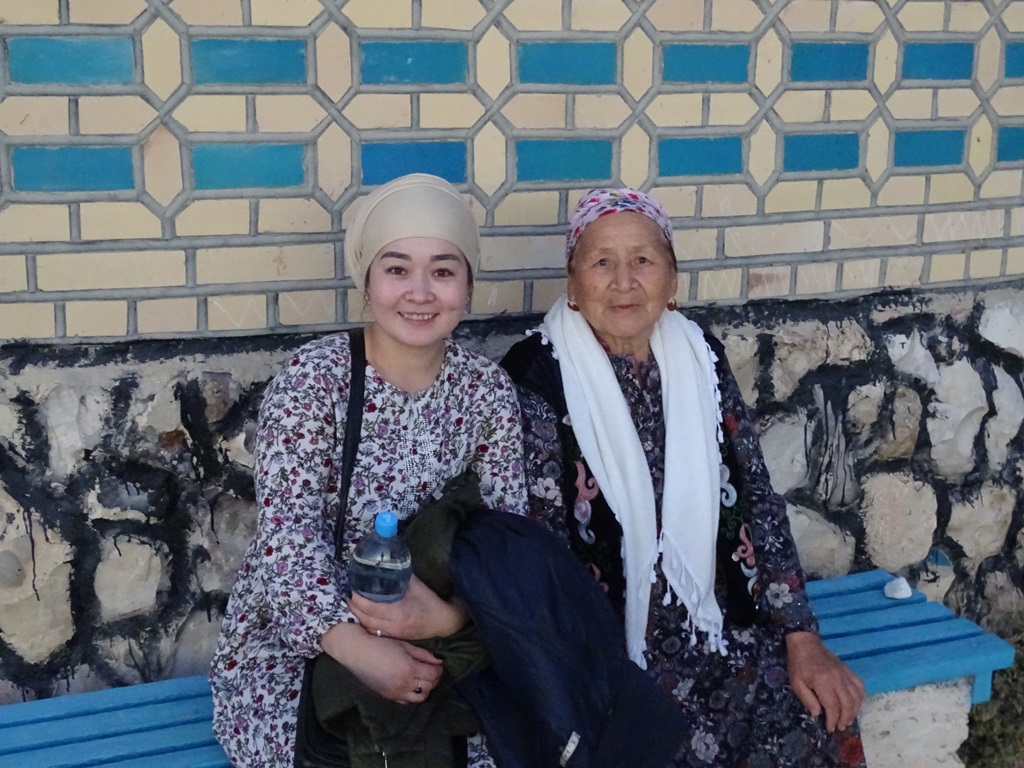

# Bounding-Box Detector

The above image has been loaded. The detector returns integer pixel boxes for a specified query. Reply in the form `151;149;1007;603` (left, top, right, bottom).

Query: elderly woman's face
567;211;677;357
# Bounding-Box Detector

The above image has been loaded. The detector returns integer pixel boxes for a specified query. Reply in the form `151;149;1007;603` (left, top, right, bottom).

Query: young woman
210;174;527;768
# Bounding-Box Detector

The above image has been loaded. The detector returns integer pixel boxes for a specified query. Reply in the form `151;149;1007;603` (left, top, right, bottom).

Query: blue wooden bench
0;569;1014;766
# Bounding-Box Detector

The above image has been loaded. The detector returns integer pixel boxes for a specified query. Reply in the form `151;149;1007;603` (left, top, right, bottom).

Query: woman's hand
320;622;443;704
348;575;467;641
785;631;866;732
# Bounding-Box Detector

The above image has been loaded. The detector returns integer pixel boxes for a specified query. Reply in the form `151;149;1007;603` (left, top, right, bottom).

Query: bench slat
823;616;984;660
809;587;927;619
805;570;893;599
816;600;953;638
106;743;230;768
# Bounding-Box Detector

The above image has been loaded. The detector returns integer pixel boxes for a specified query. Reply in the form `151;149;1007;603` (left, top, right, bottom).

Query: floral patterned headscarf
566;187;676;263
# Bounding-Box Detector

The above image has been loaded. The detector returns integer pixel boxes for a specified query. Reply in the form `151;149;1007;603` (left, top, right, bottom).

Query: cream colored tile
571;0;632;29
251;0;323;25
207;294;267;331
709;93;758;126
929;252;966;282
924;209;1005;243
748;122;778;186
137;297;198;334
711;0;762;31
346;288;367;321
176;200;250;236
878;175;926;205
674;273;691;302
703;184;758;216
422;0;485;28
865;118;889;181
981;170;1023;199
168;0;243;24
765;181;817;214
1003;1;1024;31
697;268;743;300
173;95;247;132
874;30;898;94
342;94;411;129
977;28;1001;91
949;1;990;31
620;124;651;189
885;255;925;287
928;172;976;203
502;94;566;129
79;96;157;134
841;258;881;291
479;235;563;271
0;256;27;293
651;186;698;217
420;94;485;129
278;290;336;326
992;86;1024;117
835;1;885;32
898;2;945;31
504;0;563;29
673;229;719;261
143;125;183;208
773;90;825;122
887;89;933;120
257;95;326;133
575;95;632;129
645;0;704;30
69;0;146;24
66;300;127;337
796;261;839;294
342;0;411;27
316;23;352;103
80;203;163;241
1014;208;1024;236
780;0;831;31
1007;247;1024;275
473;122;507;196
471;280;525;315
495;192;561;226
142;18;182;101
198;244;335;284
645;94;703;127
755;28;783;97
747;265;791;299
969;248;1003;279
317;123;352;201
37;250;185;291
0;97;68;135
0;205;70;243
725;221;823;256
829;214;918;249
937;88;979;118
531;278;568;312
0;0;58;23
475;27;511;100
821;178;871;209
259;199;331;234
623;29;654;100
829;89;876;121
0;303;55;340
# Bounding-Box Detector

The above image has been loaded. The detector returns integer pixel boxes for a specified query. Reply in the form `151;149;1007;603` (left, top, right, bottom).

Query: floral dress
502;332;865;768
210;332;527;768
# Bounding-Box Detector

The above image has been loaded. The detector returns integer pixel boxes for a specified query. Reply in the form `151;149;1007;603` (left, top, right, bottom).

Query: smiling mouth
400;312;438;321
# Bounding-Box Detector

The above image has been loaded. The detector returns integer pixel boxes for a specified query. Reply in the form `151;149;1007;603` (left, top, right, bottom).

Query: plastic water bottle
349;511;412;603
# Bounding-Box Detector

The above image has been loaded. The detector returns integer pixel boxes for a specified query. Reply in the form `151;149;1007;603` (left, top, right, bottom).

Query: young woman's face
364;237;471;353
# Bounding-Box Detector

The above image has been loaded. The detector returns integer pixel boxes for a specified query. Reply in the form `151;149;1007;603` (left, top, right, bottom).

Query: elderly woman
500;188;866;767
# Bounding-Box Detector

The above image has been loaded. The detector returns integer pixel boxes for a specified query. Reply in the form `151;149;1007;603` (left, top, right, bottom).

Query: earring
567;299;580;312
667;298;678;311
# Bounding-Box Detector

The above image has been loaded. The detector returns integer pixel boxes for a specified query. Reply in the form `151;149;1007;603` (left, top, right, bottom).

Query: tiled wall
0;0;1022;343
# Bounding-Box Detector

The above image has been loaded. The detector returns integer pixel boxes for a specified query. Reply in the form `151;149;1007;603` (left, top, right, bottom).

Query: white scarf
541;298;726;667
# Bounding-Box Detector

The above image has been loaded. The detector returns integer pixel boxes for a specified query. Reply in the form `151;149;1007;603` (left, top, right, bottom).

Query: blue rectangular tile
997;126;1024;163
783;133;860;172
516;139;612;182
518;42;617;85
11;146;134;192
894;129;966;167
192;38;306;85
1007;42;1024;78
193;144;306;189
790;42;870;82
663;44;749;84
7;36;134;85
902;42;974;81
361;41;468;85
658;137;743;176
361;142;467;185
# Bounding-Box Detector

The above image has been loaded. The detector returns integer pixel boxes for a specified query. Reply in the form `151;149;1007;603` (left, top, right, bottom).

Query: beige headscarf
343;173;480;290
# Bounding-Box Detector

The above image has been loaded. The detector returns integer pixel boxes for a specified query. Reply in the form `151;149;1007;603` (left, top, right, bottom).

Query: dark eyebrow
378;251;462;262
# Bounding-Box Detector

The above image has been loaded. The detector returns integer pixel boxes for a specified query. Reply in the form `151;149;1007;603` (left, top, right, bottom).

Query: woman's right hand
319;622;443;704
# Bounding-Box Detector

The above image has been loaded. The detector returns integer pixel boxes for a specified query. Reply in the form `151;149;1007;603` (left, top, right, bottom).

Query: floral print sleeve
471;366;529;515
518;386;570;540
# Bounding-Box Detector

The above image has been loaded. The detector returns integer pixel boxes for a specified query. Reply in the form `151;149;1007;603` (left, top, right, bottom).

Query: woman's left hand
348;575;467;641
785;631;866;732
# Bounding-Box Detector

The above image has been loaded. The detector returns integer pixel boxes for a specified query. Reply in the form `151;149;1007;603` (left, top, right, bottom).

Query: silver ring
375;629;382;637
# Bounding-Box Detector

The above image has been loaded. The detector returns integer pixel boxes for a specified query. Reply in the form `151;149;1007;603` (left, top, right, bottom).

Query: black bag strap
332;328;366;557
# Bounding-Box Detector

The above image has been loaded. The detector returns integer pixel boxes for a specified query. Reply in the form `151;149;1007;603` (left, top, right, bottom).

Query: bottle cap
375;510;398;537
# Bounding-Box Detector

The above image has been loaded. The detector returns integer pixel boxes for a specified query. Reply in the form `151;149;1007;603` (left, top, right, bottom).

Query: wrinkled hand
786;631;865;732
348;575;466;641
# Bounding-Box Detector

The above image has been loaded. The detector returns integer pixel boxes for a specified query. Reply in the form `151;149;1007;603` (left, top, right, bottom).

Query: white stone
927;360;986;481
93;632;177;686
0;396;21;451
86;487;149;523
948;483;1015;563
979;295;1024;359
862;471;937;572
719;328;760;407
884;576;912;599
786;504;855;578
985;366;1024;470
859;680;971;768
201;371;240;423
94;537;164;622
982;570;1024;624
885;331;940;384
134;384;184;435
0;678;32;706
846;382;883;449
813;385;859;509
41;384;108;480
760;411;809;494
194;495;258;595
166;611;221;678
772;322;829;400
880;386;923;460
915;564;956;603
221;424;256;469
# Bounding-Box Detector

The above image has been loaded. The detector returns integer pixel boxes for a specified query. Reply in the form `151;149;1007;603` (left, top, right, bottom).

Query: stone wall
2;283;1023;702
